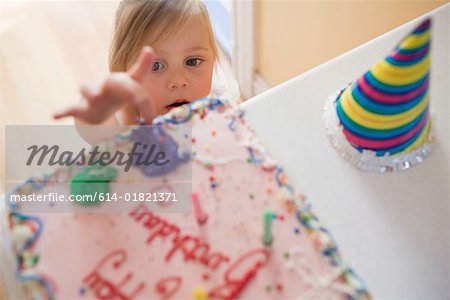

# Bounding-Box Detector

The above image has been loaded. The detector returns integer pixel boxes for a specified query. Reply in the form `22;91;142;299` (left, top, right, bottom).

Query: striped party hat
325;18;432;172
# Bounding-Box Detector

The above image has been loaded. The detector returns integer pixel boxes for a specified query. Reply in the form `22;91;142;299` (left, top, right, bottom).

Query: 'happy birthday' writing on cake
82;203;271;299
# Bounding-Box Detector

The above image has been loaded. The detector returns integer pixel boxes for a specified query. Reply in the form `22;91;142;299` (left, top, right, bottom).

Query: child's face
142;16;215;116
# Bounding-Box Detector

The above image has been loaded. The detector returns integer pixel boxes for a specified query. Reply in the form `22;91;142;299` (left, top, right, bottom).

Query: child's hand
54;46;156;124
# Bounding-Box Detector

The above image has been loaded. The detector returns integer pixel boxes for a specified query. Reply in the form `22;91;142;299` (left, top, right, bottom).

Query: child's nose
168;72;189;90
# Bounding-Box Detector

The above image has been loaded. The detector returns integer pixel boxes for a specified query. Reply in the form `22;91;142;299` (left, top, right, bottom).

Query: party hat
325;18;432;172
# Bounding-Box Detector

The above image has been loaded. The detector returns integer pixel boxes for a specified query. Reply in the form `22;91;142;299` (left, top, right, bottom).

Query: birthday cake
3;98;369;299
324;18;432;172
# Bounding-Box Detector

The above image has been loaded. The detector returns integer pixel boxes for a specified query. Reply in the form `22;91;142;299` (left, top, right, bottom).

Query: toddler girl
55;0;231;125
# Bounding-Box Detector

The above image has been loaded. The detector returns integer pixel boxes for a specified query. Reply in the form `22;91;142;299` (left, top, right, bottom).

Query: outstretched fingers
53;106;90;121
80;84;100;102
102;74;155;123
127;46;156;123
129;46;156;82
54;46;156;124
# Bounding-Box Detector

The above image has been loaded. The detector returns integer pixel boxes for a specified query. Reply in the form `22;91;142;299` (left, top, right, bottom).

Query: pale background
0;2;119;298
0;1;448;299
256;0;447;86
244;4;449;299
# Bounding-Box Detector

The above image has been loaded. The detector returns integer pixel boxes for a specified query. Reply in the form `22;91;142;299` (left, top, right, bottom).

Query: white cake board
242;4;449;299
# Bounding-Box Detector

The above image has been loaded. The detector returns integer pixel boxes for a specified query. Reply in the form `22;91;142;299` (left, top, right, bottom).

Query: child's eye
185;58;203;67
152;61;165;71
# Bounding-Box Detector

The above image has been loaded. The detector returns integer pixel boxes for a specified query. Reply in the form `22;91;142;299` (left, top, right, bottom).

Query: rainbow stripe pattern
336;18;431;156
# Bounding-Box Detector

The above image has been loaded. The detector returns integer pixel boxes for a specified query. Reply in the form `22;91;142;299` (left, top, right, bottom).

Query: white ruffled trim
323;90;432;173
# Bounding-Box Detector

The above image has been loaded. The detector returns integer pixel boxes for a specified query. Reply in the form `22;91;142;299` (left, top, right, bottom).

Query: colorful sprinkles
5;97;369;299
7;183;55;299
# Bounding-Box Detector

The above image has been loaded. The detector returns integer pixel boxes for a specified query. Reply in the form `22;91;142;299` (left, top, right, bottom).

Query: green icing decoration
28;254;40;267
70;164;118;205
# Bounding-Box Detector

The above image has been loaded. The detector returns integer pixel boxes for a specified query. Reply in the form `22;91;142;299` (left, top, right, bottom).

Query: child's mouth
166;100;189;109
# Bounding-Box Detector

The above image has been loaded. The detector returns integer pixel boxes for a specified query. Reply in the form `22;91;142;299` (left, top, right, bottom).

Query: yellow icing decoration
192;286;208;300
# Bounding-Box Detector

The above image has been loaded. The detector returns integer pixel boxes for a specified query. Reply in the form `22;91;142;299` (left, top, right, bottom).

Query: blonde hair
109;0;218;72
